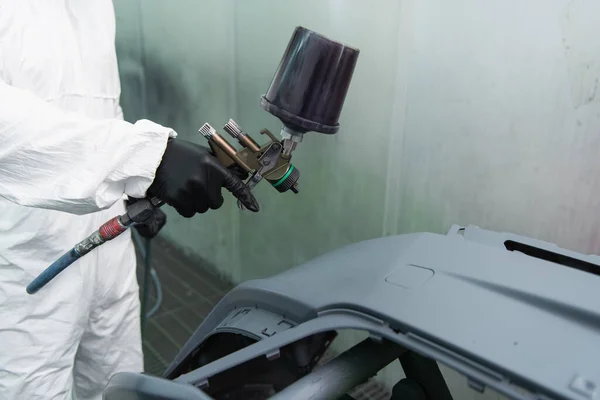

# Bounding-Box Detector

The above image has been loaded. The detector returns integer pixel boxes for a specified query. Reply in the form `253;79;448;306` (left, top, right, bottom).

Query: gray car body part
104;225;600;400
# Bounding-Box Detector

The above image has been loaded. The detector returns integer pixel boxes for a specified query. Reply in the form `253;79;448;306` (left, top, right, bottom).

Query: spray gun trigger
237;142;283;210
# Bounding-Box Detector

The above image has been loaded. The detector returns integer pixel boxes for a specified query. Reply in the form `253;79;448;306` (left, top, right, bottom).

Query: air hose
25;218;163;326
25;216;130;294
132;229;163;323
26;198;163;295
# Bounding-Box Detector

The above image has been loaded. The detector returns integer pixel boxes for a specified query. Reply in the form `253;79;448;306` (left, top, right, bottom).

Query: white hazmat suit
0;1;175;399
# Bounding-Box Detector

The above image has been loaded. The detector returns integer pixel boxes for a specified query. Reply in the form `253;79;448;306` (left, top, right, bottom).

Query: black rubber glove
125;198;167;239
147;139;259;217
229;164;250;181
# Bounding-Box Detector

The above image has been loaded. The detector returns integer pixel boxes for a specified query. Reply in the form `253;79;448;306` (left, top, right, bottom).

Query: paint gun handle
123;197;164;224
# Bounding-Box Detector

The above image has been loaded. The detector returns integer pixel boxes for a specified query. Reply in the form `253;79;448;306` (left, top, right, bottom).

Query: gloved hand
125;198;167;239
147;139;259;217
228;163;250;181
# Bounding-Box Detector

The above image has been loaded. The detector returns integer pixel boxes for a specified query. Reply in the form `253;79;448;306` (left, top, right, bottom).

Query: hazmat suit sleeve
0;81;176;215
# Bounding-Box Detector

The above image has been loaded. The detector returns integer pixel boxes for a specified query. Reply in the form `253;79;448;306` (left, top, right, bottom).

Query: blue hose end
26;272;54;295
26;248;81;295
26;282;39;295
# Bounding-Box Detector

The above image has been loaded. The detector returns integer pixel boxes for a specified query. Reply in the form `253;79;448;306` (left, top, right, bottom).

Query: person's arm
0;81;175;215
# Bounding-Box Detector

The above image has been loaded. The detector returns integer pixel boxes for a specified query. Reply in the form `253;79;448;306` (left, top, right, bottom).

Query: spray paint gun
26;26;359;294
198;26;359;205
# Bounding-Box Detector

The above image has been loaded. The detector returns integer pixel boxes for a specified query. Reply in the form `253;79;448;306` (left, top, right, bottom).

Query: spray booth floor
135;236;390;400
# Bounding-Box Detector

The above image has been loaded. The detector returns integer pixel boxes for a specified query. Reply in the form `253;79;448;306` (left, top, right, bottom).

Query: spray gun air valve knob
223;119;262;153
198;123;217;139
223;119;243;139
